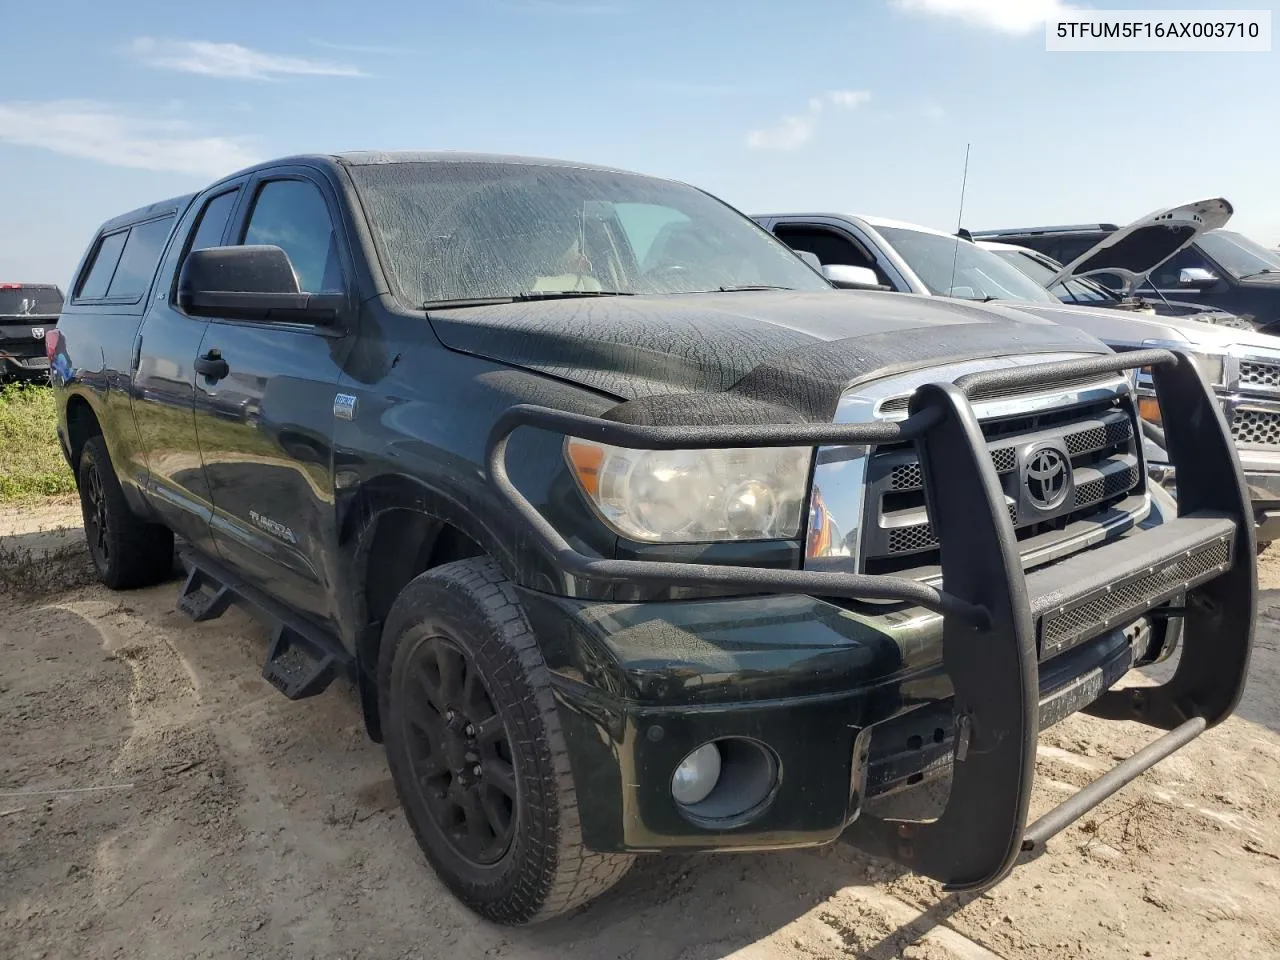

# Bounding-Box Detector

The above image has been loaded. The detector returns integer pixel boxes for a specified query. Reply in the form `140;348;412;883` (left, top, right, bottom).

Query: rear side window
76;231;128;300
106;217;176;300
189;190;239;254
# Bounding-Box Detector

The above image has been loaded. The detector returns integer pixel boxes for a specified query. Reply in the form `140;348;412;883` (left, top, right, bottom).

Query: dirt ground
3;503;1279;960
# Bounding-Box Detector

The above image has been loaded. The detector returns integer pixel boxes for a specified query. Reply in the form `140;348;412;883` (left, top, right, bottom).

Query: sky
1;0;1277;286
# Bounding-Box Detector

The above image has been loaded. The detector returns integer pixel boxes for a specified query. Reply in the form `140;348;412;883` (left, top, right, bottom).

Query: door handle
194;349;229;381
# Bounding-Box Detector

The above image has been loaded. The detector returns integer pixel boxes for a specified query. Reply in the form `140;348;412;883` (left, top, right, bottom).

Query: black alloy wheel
401;635;517;866
82;457;110;569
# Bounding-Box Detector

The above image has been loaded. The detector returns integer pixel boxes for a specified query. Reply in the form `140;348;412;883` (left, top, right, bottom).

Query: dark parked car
973;218;1280;332
52;152;1253;924
978;239;1251;329
0;282;63;380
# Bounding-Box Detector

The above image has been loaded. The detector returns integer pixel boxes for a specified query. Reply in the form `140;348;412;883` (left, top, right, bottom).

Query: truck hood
1047;198;1234;290
428;290;1109;420
1005;299;1280;354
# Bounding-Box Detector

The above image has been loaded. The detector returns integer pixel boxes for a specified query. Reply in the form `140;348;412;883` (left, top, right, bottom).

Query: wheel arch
64;392;103;475
339;474;533;742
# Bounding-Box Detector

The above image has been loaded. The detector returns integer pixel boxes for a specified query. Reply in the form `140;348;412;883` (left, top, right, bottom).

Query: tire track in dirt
4;511;1280;959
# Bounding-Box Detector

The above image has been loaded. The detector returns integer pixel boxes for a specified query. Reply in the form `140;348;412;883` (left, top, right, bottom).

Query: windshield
1197;230;1280;279
349;162;829;306
0;286;63;316
874;226;1059;304
988;248;1118;304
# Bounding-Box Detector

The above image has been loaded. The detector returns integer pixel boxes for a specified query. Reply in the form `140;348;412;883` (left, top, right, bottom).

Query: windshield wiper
422;290;635;309
1239;268;1279;280
513;290;635;300
717;284;794;292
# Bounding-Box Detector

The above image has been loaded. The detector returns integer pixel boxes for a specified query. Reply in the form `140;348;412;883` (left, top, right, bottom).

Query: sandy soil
2;504;1279;960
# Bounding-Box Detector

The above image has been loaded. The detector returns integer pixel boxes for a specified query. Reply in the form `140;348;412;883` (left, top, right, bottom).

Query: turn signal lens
1138;396;1162;425
565;440;604;498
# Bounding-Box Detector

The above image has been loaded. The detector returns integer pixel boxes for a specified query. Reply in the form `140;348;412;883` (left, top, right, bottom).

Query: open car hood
1047;198;1234;291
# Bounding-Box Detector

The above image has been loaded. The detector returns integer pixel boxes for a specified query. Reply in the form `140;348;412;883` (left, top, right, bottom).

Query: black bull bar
485;349;1255;892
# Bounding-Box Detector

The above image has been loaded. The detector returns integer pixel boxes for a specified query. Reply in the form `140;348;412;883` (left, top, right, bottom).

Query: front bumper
489;349;1254;892
524;587;1168;853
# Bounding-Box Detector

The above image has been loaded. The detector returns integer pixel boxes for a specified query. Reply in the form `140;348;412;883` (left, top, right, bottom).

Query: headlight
565;440;811;542
1140;340;1226;387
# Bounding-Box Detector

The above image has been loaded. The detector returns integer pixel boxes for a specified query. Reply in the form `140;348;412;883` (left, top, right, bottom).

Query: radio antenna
947;142;971;298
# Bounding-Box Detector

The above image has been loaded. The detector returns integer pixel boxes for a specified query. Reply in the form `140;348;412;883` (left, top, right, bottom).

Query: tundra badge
334;393;357;421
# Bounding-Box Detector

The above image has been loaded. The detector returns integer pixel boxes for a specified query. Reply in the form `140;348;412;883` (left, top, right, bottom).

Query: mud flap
840;382;1038;891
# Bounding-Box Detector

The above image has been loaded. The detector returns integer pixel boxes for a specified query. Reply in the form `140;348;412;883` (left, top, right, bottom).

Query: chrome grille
1075;464;1140;507
1239;359;1280;390
804;356;1148;580
886;503;1019;555
889;462;922;490
991;447;1017;472
862;403;1142;572
890;446;1017;490
1065;419;1131;456
1231;408;1280;446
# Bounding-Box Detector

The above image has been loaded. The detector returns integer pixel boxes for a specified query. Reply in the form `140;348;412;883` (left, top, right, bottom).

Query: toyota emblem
1025;446;1069;510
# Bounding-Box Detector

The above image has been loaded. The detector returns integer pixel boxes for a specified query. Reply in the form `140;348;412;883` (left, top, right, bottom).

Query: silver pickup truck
756;202;1280;545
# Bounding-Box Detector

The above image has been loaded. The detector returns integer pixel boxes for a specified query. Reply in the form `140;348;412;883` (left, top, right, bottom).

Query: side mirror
795;250;823;272
177;246;343;324
1178;266;1219;289
823;263;885;290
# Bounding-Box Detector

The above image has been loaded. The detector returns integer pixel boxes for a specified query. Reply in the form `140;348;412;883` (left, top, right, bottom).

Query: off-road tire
76;435;174;589
379;557;632;924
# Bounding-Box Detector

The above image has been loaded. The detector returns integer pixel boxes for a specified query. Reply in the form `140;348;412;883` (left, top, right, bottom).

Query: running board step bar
175;548;355;701
177;565;233;622
262;623;342;700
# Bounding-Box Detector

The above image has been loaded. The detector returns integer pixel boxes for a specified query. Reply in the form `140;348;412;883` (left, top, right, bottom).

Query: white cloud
130;37;366;80
747;90;871;151
827;90;873;110
892;0;1080;34
0;100;259;178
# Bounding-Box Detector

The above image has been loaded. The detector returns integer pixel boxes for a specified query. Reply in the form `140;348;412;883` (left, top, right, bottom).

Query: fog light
1138;396;1162;425
671;742;722;805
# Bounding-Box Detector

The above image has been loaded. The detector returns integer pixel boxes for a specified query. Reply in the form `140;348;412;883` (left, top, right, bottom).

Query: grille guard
485;348;1255;892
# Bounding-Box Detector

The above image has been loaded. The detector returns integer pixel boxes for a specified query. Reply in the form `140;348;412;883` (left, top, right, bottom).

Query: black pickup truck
0;282;63;380
52;152;1255;925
